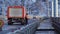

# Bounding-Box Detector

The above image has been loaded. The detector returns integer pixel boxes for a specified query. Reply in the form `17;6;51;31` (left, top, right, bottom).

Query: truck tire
21;20;25;25
24;19;28;25
21;18;27;25
8;18;13;25
22;18;28;25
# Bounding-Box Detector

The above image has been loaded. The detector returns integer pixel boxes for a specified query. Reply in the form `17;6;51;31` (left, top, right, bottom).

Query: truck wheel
8;18;13;25
21;20;25;25
24;18;28;25
21;18;28;25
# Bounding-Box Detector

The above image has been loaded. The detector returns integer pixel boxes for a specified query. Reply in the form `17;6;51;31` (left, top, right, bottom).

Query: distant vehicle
7;6;28;25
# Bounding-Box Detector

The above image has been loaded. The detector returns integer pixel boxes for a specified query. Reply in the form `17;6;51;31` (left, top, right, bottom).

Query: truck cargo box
7;6;27;25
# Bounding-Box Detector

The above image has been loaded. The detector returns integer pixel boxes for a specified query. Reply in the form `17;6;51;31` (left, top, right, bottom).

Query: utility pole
52;0;54;17
53;0;58;17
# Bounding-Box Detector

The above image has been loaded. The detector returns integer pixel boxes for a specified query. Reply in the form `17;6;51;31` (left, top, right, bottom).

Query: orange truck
7;6;28;25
